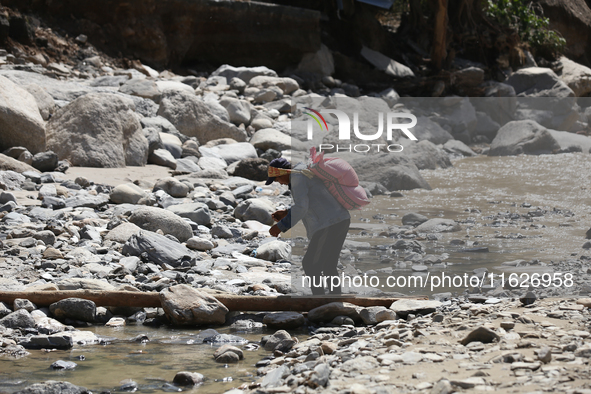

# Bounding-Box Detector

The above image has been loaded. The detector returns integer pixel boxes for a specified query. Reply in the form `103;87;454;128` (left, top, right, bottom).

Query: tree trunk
431;0;448;69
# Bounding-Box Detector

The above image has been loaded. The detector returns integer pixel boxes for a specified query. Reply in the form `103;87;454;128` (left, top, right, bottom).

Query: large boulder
23;83;56;121
337;152;431;191
0;153;39;173
231;158;269;181
412;116;454;145
506;67;574;97
157;90;247;144
219;97;252;125
0;75;46;154
160;284;228;325
129;206;194;242
110;183;147;204
547;129;591;153
558;56;591;97
122;231;194;267
207;142;258;164
248;76;299;94
489;120;560;156
46;93;148;167
49;298;96;323
401;140;452;170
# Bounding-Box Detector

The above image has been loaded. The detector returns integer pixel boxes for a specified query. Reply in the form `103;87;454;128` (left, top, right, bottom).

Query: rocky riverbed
1;22;591;393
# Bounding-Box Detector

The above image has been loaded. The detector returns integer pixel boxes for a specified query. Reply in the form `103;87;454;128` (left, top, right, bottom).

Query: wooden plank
0;291;426;311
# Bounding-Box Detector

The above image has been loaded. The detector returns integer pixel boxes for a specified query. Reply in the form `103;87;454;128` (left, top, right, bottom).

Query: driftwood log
0;291;427;311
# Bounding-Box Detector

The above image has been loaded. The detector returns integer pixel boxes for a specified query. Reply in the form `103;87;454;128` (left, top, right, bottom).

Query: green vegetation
485;0;566;54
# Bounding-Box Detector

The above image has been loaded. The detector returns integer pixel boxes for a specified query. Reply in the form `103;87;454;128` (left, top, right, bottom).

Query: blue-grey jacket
276;163;350;239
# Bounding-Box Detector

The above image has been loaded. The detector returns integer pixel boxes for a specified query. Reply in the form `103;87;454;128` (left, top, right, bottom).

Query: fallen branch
0;290;427;311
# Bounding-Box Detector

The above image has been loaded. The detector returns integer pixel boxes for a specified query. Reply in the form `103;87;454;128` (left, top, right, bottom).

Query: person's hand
269;224;281;237
272;209;288;222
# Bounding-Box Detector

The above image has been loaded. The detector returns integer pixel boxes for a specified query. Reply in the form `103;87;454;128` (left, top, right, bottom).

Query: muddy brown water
1;154;590;392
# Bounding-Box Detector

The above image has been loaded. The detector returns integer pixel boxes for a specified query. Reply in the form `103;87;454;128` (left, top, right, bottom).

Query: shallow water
344;153;591;294
0;325;292;394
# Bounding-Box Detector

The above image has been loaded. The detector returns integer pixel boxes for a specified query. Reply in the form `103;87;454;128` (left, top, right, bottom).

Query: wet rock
263;312;305;329
13;381;89;394
402;212;429;226
158;90;247;144
389;299;442;318
46;93;149;167
110;183;147;204
49;298;96;323
123;231;194;267
214;344;244;363
0;75;46;154
24;334;74;350
489;120;560;156
460;326;500;345
308;302;362;323
256;240;291;262
129;206;193;242
234;198;274;225
0;309;36;329
160;284;229;325
166;203;212;226
173;371;204;386
51;360;77;370
414;219;461;233
202;333;248;344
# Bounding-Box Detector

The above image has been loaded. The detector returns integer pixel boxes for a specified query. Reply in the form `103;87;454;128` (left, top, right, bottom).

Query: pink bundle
307;147;370;210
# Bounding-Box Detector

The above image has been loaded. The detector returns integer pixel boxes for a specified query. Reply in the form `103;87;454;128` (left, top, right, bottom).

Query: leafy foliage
485;0;566;54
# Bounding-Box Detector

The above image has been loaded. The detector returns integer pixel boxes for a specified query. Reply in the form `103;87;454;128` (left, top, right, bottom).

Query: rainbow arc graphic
303;107;328;132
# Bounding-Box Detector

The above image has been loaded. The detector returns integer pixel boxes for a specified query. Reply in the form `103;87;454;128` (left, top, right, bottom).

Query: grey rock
263;312;305;329
537;347;552;363
460;326;500;345
430;379;453;394
13;381;89;394
389;299;442;318
51;360;77;370
0;75;46;154
158;90;247;144
443;139;476;156
402;212;429;226
119;78;160;101
219;97;251;125
506;67;574;97
489;120;560;156
129;206;193;242
308;363;331;388
211;65;277;84
0;309;36;329
548;129;591;153
123;231;195;267
153;177;190;198
308;302;362;323
105;222;142;243
24;334;73;350
204;99;230;122
250;128;291;151
0;191;16;204
149;148;177;169
46;93;148;167
140;116;187;143
212;225;234;239
49;298;96;323
234;198;274;225
414;219;461;233
208;142;258;164
173;371;204;386
359;306;397;325
110;183;147;204
412;116;454;145
13;299;36;312
186;237;215;251
23;83;56;121
32;151;58;172
256;240;291;262
174;157;200;173
0;302;11;318
520;291;537;306
166;203;212;226
401;140;452;170
65;194;109;209
231;158;269;181
160;284;228;325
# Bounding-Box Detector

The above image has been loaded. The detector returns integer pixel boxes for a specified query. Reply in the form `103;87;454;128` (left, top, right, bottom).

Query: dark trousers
302;219;350;296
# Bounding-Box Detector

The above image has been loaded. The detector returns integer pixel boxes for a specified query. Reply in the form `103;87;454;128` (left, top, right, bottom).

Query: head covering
266;157;291;185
